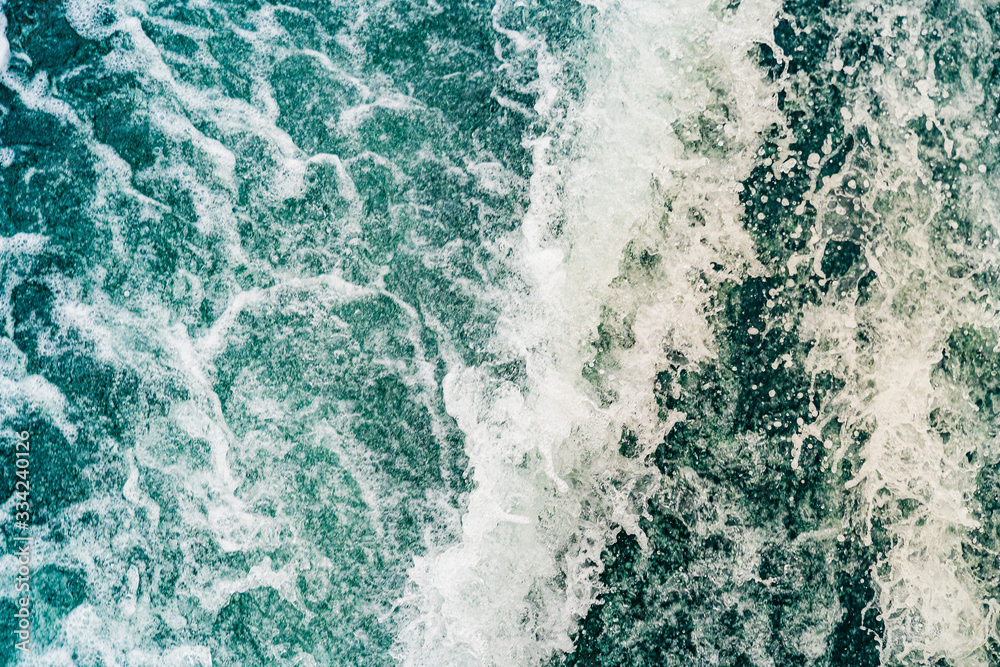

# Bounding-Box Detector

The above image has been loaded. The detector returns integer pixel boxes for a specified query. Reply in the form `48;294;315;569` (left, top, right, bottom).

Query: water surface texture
3;0;1000;665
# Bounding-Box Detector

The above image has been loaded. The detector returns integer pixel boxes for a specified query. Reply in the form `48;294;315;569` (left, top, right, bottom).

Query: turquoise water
3;0;1000;665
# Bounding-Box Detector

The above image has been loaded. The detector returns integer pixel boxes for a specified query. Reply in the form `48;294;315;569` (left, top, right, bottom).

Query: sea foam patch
0;1;9;79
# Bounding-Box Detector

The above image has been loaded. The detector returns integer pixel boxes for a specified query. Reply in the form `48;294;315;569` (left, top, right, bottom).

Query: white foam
0;2;442;664
64;0;118;41
791;0;1000;663
0;373;78;443
0;232;47;258
396;0;780;663
0;0;9;80
4;72;82;126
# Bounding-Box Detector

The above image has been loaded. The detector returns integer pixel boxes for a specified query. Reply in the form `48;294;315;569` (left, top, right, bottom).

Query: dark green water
3;0;1000;665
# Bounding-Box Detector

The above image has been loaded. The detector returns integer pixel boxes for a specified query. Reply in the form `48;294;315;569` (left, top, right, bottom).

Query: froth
0;1;9;79
64;0;117;41
396;0;781;663
789;0;1000;662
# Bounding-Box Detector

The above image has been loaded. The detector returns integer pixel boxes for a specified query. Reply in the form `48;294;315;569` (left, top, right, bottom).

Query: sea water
2;0;1000;665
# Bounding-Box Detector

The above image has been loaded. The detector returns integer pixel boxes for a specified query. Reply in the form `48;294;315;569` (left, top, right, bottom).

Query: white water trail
396;0;781;664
